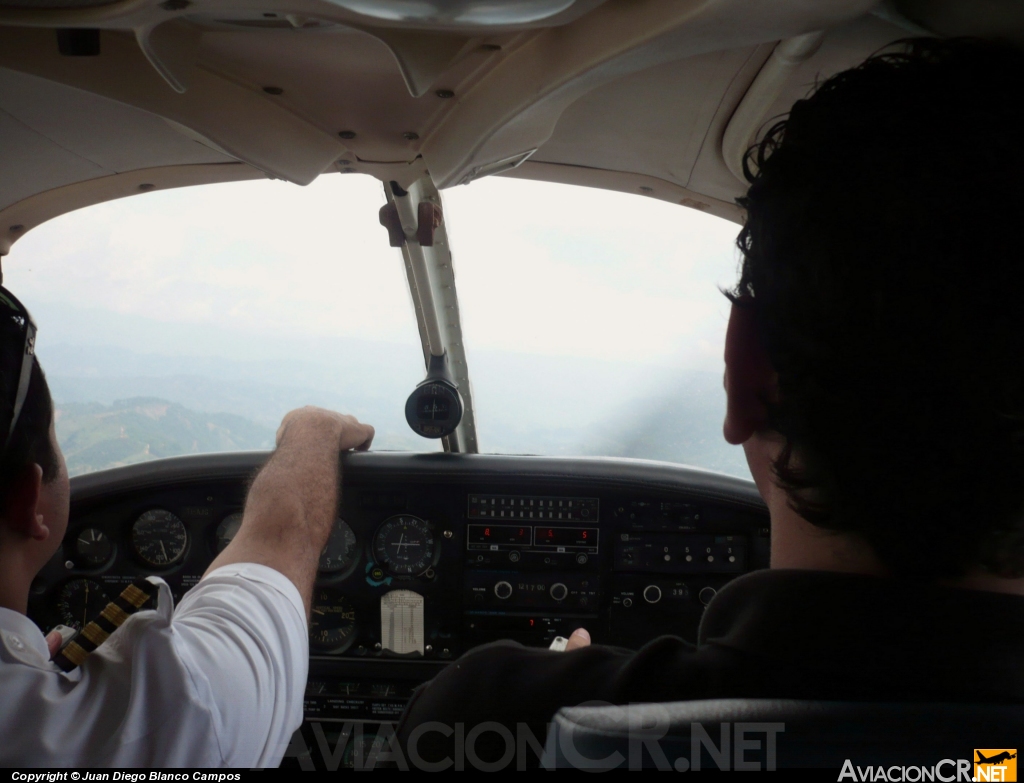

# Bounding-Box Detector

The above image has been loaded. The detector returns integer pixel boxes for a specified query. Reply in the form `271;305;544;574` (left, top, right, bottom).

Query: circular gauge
57;579;110;631
214;512;243;554
74;527;112;568
131;509;188;567
319;519;358;576
309;588;357;653
372;514;435;577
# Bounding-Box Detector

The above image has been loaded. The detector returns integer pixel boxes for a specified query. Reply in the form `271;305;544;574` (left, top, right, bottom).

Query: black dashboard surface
30;451;768;768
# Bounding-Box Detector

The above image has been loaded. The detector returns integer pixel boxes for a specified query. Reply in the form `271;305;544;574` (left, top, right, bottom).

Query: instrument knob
643;584;662;604
549;582;568;601
698;586;717;606
494;581;513;600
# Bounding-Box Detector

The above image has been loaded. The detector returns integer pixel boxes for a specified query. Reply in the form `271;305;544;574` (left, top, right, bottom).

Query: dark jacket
396;569;1024;768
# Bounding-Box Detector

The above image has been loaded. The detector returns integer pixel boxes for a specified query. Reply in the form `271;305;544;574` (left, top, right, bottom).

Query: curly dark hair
730;37;1024;579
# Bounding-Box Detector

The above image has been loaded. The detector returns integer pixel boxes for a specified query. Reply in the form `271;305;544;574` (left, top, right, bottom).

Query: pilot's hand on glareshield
275;406;375;452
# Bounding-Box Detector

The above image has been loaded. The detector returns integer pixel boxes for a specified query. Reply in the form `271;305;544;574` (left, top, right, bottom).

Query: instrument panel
27;451;769;768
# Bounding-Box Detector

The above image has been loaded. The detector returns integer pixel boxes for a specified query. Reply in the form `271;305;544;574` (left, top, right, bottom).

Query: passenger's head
724;38;1024;580
0;297;68;584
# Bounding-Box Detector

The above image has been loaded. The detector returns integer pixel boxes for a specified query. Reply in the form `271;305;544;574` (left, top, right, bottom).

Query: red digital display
467;524;532;546
533;527;599;548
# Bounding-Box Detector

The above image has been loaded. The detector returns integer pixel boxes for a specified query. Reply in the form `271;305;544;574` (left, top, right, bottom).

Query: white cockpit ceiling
0;0;1020;254
0;66;234;210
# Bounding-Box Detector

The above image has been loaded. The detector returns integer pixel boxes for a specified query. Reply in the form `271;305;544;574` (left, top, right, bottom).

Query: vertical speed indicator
372;515;435;577
309;588;357;653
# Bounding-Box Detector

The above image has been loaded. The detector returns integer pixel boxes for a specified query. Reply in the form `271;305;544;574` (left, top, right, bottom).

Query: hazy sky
445;177;740;368
3;172;748;474
6;173;741;367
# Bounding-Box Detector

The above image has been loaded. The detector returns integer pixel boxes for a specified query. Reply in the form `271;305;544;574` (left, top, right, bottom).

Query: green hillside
55;397;275;477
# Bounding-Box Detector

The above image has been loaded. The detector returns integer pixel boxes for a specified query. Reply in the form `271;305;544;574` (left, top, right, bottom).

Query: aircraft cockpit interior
1;0;1020;771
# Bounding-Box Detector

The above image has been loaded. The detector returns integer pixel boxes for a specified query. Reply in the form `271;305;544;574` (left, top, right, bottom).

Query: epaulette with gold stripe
53;580;158;672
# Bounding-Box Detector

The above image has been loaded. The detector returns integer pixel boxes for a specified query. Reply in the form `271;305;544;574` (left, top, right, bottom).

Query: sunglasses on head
0;286;37;453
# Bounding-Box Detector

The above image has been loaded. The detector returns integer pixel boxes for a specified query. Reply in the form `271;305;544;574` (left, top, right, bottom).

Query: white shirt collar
0;605;52;666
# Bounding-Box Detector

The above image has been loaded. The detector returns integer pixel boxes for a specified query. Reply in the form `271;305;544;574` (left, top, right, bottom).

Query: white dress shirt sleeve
170;563;308;767
0;562;307;768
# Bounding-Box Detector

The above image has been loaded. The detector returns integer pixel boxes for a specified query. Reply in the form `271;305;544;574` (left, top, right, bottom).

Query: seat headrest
543;698;1024;770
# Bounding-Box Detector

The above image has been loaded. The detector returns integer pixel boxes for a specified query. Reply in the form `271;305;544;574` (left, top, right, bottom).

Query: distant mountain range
43;338;752;480
55;397;274;477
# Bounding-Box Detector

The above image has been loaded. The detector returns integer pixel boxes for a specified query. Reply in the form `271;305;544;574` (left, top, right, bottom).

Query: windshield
444;176;748;479
8;175;437;476
10;173;748;480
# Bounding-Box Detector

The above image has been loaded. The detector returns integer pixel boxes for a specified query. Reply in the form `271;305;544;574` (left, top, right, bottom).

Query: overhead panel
0;0;917;230
0;25;347;185
199;25;432;165
0;65;234;212
0;105;108;210
534;46;765;193
0;67;232;170
325;0;579;26
422;0;879;189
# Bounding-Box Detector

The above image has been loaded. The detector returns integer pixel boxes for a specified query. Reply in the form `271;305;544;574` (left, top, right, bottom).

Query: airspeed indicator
131;509;188;567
